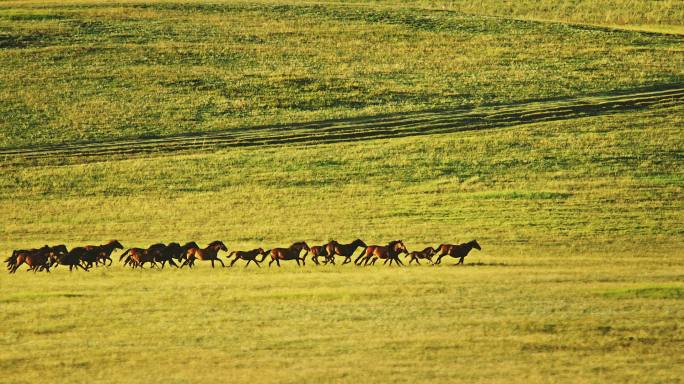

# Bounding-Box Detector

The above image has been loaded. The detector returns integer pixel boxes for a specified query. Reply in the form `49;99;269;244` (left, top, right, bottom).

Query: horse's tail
119;248;131;262
5;252;17;270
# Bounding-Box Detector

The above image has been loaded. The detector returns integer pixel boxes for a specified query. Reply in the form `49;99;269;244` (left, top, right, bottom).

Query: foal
406;246;437;265
228;248;267;268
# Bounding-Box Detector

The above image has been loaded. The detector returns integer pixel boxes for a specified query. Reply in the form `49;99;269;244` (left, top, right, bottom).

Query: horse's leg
276;259;281;267
458;257;465;265
254;260;261;268
211;259;215;268
244;259;251;268
230;258;239;267
396;257;404;266
269;259;274;267
217;258;226;268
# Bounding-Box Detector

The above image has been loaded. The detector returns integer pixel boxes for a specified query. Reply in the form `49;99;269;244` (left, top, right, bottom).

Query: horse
180;241;227;268
175;241;200;263
228;248;267;268
266;242;309;267
326;239;367;265
310;243;334;265
149;242;182;268
6;245;54;273
53;247;90;272
119;247;158;268
434;240;481;265
357;240;408;266
84;240;123;266
406;246;437;265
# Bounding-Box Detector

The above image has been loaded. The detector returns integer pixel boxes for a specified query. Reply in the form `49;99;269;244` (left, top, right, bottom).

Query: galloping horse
434;240;481;265
180;241;228;268
149;242;181;268
54;247;90;271
357;240;408;266
266;242;309;267
406;246;437;265
84;240;123;266
310;243;333;265
120;247;157;268
326;239;367;265
6;246;55;273
228;248;267;268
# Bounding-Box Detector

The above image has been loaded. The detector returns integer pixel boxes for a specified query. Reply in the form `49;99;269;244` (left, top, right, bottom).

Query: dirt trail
1;86;682;162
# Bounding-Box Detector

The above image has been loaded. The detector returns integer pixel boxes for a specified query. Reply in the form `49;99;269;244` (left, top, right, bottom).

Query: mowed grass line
1;85;682;162
1;0;683;148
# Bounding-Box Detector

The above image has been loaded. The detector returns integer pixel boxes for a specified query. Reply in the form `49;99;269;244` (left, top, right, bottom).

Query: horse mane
208;240;224;247
387;240;402;248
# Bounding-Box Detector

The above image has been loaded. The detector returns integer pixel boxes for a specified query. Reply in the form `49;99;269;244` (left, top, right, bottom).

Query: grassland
1;102;682;383
1;1;683;383
0;0;683;148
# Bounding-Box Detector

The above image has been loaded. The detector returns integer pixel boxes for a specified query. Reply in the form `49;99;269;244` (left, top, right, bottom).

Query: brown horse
434;240;481;265
357;240;408;266
6;246;55;273
149;242;184;268
266;242;310;267
406;246;437;265
84;240;123;266
53;247;90;272
120;247;158;268
327;239;367;265
310;243;334;265
180;241;228;268
228;248;267;268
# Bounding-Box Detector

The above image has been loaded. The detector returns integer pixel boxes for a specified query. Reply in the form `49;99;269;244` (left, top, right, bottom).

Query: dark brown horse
266;242;310;267
120;247;158;268
357;240;408;266
83;240;123;266
326;239;367;265
434;240;481;265
180;241;228;268
310;243;334;265
149;242;184;268
6;246;55;273
53;247;90;271
228;248;267;268
406;246;437;265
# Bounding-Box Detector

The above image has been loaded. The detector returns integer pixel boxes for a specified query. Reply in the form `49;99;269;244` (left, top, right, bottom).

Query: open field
1;1;683;383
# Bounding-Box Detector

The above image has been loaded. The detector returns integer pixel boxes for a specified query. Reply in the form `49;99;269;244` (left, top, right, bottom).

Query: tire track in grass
1;86;682;162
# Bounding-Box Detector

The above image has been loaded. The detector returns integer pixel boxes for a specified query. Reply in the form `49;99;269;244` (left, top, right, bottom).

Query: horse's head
210;241;228;252
257;248;265;254
470;240;481;251
167;242;181;249
353;239;367;247
389;240;408;255
109;240;124;250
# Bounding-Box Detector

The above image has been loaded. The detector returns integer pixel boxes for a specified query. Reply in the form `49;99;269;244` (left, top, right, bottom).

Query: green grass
1;0;683;148
1;267;682;383
1;1;683;383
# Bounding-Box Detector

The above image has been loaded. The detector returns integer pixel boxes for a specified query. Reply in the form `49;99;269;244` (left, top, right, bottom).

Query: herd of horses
5;239;482;273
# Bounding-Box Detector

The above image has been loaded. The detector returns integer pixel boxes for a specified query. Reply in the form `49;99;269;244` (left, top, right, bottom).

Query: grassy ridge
1;0;683;148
